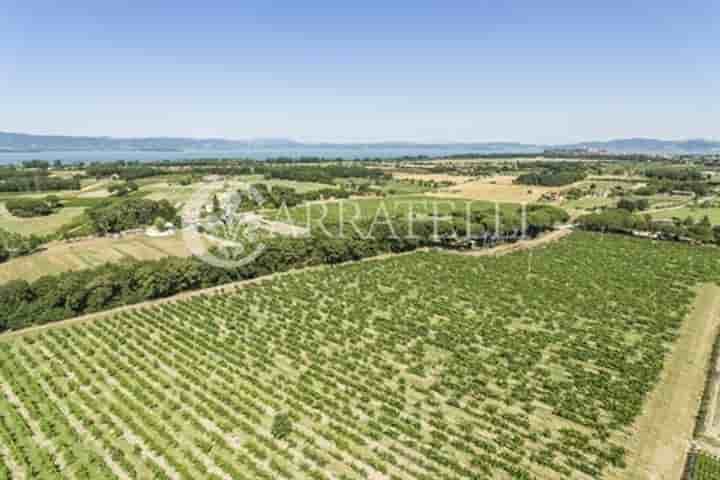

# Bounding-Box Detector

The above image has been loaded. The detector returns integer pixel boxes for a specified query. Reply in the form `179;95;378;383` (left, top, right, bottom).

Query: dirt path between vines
607;284;720;480
0;228;571;340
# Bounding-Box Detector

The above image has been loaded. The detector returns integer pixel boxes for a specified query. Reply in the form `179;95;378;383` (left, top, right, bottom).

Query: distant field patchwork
429;175;559;203
0;204;86;236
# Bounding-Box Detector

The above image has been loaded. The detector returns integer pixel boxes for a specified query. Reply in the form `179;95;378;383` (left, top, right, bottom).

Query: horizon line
1;130;718;146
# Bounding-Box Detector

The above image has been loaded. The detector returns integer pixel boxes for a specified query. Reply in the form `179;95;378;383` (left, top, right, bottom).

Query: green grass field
268;195;516;228
562;196;616;210
236;175;342;194
336;177;433;195
138;176;342;206
650;206;720;224
141;183;203;205
564;195;688;213
0;233;716;479
0;204;86;236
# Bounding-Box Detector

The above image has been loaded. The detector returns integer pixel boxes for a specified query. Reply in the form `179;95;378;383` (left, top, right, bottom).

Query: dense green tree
271;413;293;440
617;198;649;212
0;228;44;261
0;173;80;192
44;195;62;209
5;198;55;217
515;167;587;186
86;198;178;234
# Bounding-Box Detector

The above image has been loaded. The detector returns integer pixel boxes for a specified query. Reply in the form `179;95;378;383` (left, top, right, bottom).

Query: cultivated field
389;172;474;185
561;197;617;212
0;204;86;236
689;453;720;479
142;183;205;205
562;195;688;214
138;176;343;207
419;156;544;165
0;233;194;283
236;175;341;194
612;284;720;480
651;206;720;225
1;233;718;479
429;175;559;203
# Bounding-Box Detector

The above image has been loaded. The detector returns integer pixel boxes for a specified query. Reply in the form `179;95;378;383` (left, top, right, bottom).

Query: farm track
0;228;570;340
692;328;720;458
611;284;720;480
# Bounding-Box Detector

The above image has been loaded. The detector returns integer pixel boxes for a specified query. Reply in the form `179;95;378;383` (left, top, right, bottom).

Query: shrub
271;413;293;440
5;198;55;217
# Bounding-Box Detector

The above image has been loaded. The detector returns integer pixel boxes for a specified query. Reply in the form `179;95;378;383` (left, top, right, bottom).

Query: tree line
0;207;567;333
262;164;389;184
515;168;587;187
635;178;712;197
0;174;81;193
616;198;649;212
0;228;45;265
237;184;360;210
576;208;718;243
85;198;178;234
5;196;63;217
643;166;706;182
85;164;165;181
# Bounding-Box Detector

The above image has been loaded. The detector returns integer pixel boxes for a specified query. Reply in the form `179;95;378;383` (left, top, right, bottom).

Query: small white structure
202;174;225;183
632;230;660;239
146;222;177;237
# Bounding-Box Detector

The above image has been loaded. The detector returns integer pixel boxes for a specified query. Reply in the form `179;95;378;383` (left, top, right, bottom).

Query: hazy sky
1;1;718;143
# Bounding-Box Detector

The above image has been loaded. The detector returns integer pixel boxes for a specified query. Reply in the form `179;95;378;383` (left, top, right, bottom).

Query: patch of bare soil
427;175;560;203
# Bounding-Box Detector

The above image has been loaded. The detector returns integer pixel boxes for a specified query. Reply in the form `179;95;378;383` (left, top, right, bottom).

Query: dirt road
608;284;720;480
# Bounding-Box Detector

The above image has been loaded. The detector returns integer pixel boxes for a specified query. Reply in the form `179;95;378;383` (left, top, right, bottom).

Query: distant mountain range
0;132;303;152
0;131;718;155
556;138;720;154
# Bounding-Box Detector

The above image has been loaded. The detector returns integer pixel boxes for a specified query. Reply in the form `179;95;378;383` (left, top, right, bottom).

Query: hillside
2;131;718;154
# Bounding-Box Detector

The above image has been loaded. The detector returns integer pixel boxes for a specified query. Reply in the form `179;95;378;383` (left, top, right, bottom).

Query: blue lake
0;145;540;164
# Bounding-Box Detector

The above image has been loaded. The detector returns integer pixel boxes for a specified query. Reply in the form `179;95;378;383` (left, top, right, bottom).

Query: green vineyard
691;453;720;480
1;232;720;479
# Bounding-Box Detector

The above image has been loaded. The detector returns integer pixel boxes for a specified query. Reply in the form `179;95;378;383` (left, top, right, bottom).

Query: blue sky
1;1;718;143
